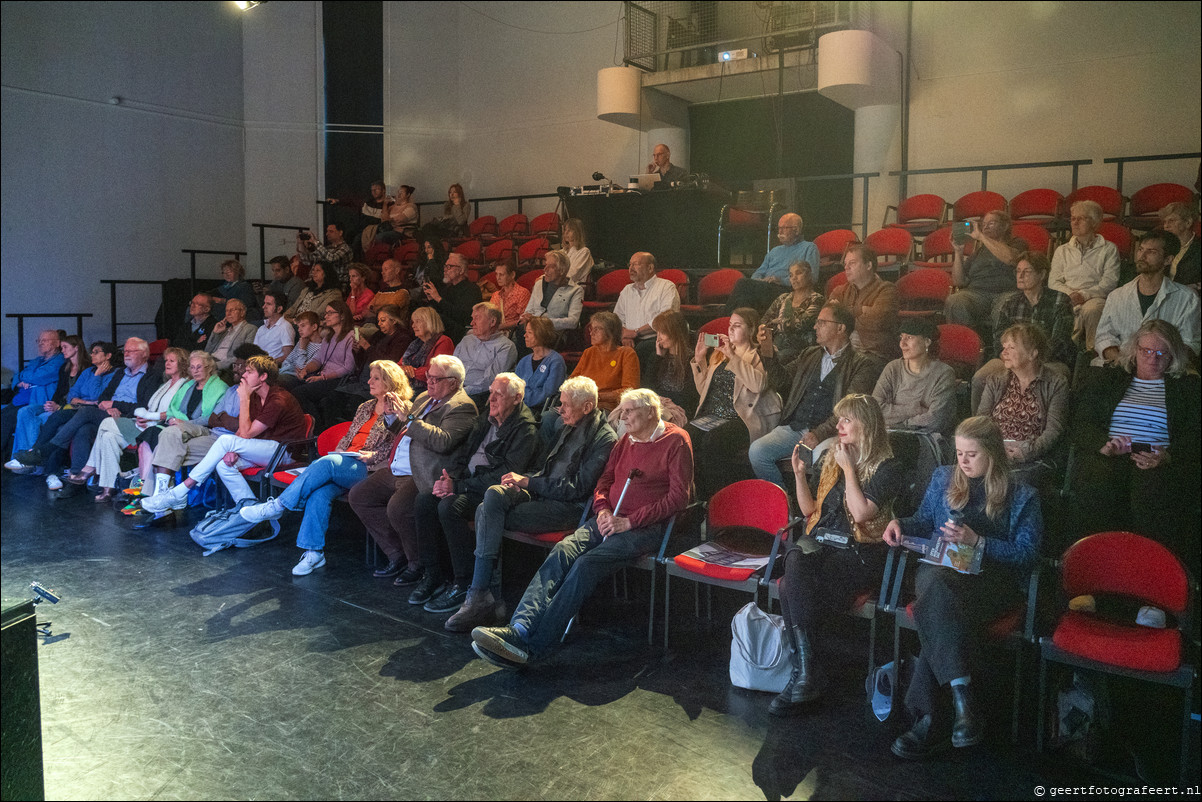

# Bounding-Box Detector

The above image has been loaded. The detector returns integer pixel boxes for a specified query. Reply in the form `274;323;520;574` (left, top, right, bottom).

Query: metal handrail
99;280;170;344
250;224;307;281
6;313;93;370
1101;152;1202;194
796;172;881;240
889;159;1093;192
181;248;247;296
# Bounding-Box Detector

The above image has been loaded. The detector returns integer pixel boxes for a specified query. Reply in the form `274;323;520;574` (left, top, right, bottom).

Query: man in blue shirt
1;329;64;458
726;213;821;313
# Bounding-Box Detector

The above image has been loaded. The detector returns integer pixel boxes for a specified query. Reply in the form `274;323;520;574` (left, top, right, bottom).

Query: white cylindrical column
817;30;900;109
597;66;643;129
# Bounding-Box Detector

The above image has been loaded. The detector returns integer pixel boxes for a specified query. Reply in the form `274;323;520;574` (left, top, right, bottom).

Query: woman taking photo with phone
770;393;903;716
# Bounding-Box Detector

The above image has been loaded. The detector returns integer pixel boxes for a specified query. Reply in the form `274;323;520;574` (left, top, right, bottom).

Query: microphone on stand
592;171;615;196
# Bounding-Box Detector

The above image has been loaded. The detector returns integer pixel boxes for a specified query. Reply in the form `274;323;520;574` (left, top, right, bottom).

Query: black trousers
777;541;887;636
415;490;484;587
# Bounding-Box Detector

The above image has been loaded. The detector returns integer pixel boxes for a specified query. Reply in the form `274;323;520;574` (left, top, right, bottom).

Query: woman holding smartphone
239;361;413;576
770;393;903;716
689;307;778;499
883;416;1042;759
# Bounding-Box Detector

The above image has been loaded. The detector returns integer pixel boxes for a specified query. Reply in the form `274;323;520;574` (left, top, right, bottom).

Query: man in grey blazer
520;250;584;333
348;354;478;587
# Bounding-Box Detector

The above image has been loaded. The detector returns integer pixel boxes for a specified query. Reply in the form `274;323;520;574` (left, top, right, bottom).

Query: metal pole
259;227;267;281
16;316;25;371
109;283;118;344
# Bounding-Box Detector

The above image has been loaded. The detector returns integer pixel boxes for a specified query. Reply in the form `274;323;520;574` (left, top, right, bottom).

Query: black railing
889;159;1093;193
1102;152;1202;194
416;192;563;223
251;224;307;280
6;313;93;370
795;172;881;240
100;280;170;344
181;248;247;295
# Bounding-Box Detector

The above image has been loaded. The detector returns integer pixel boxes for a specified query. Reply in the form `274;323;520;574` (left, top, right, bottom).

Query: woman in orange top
570;311;640;410
238;361;413;576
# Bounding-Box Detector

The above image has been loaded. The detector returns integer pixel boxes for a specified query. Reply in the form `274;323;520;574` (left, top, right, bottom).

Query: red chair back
865;227;914;260
1011;223;1052;257
952;191;1007;222
393;240;420;265
727;207;767;228
657;268;689;304
698;316;730;336
454;239;483;262
1097;221;1133;260
708;480;791;536
936;323;983;375
697;268;745;304
1129;183;1195;218
1060;531;1189;615
813;229;860;262
1065;186;1124;221
891;194;948;229
483;239;514;263
468;216;497;238
918;225;955;261
497;214;529;237
897;268;952;305
317;421;353;457
477;271;498;291
517;269;543;292
593;269;632;302
148;338;169;363
824;271;848;297
1008;188;1064;223
517;237;550;264
529;212;561;238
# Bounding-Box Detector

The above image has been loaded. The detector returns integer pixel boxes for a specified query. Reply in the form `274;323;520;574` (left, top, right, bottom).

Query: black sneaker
424;584;468;614
15;448;43;466
392;566;426;586
372;558;405;579
471;625;529;667
408;575;445;606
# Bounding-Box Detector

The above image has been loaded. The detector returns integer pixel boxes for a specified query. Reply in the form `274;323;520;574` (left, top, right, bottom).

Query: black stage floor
2;474;1197;800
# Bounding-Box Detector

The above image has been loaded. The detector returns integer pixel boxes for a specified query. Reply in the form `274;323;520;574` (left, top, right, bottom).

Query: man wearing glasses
1094;229;1200;365
727;212;820;313
348;355;478;589
1;329;64;459
749;301;883;489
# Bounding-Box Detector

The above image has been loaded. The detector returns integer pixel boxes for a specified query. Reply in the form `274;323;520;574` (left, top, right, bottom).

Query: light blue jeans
14;405;52;454
278;454;368;551
748;424;806;489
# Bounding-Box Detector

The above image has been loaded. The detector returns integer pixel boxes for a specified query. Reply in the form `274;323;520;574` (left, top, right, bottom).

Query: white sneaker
240;497;286;524
292;550;326;576
4;458;25;471
45;474;63;491
1136;606;1166;629
142;483;189;514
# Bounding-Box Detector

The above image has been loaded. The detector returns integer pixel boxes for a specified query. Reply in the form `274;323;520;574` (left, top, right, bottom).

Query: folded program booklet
901;535;983;575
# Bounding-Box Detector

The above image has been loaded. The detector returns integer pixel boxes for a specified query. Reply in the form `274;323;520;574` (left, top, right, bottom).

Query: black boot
768;626;819;716
950;682;983;747
891;712;952;760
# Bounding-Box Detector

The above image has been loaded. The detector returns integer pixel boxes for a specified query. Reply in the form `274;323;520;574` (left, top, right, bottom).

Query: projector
719;48;754;62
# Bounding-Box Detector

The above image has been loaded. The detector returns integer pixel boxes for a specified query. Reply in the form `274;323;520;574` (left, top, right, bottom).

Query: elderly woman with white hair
74;347;191;502
471;387;693;670
1049;199;1121;351
1159;201;1200;290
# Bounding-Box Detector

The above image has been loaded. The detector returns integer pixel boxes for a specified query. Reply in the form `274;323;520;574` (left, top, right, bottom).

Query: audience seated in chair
1093;229;1200;364
284;262;343;323
345;264;376;327
689;307;779;500
770;393;905;716
561;217;594;285
175;294;217;352
514;316;566;413
142;355;307;514
454;303;518;405
470;388;692;670
873;317;957;436
1049;200;1120;353
267;254;305;310
425;253;482;342
569;311;639;412
205;298;257;371
298;223;353;290
213;259;262;324
288;300;358;429
750;301;884;489
614;251;679;363
640;310;698;422
1;329;64;459
410;372;540;621
489;259;530;334
829;245;900;360
401;307;455;395
883;416;1042;760
726;213;820;313
239;360;414;576
946;210;1021;332
279;313;323;384
1159;202;1199;292
760;260;824;363
253;291;297;363
518;250;584;352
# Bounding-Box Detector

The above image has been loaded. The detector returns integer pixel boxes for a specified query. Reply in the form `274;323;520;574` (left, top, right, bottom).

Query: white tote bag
729;601;794;692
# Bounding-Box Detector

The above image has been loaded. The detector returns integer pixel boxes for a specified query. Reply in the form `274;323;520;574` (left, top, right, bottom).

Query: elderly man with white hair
726;212;822;312
348;354;479;588
205;298;258;370
471;387;692;669
1049;199;1120;352
410;372;540;619
454;302;518;403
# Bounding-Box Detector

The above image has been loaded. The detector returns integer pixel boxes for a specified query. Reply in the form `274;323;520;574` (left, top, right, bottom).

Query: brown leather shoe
445;589;502;633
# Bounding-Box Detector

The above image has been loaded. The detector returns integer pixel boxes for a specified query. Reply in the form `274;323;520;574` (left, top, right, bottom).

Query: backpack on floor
189;499;280;557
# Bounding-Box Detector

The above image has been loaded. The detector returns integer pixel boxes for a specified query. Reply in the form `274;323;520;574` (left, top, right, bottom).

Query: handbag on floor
730;601;793;693
189;499;281;557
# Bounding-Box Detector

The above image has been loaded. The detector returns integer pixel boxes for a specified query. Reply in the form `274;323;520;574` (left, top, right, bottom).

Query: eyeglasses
1138;347;1169;359
426;375;453;383
814;318;838;327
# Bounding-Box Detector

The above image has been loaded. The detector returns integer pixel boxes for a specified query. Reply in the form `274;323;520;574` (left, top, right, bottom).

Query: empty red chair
896;268;952;319
270;422;352;490
1008;188;1065;230
910;226;959;272
1127;183;1196;230
864;228;914;275
1011;223;1052;257
681;268;744;317
657;268;690;305
483;239;514;264
467;216;497;238
1097;221;1133;260
698;316;730;337
581;269;632;311
497;213;529;238
824;271;848;298
883;194;949;238
936;323;983;381
517;269;543;293
147;338;170;364
529;212;561;242
517;237;550;269
952;190;1007;223
1065;186;1124;222
813;229;860;268
453;239;484;265
393;239;420;266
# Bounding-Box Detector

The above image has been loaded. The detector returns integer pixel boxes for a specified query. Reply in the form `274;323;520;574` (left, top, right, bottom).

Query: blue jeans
748;424;805;489
470;484;585;593
13;405;51;454
278;454;367;551
511;518;663;654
